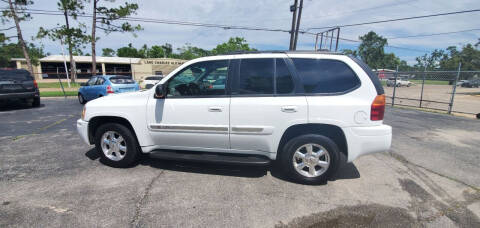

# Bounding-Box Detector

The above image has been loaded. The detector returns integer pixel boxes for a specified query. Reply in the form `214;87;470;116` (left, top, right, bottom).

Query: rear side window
292;58;360;94
238;58;274;95
0;70;32;81
276;59;295;94
110;76;135;84
95;77;105;85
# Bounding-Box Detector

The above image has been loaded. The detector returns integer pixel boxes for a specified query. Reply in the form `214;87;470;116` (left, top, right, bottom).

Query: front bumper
343;124;392;162
77;119;90;145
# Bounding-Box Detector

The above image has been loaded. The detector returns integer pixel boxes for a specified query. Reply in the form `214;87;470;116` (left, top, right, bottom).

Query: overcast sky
2;0;479;64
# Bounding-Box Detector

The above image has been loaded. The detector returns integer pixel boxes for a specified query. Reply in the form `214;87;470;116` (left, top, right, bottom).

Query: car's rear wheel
279;134;340;184
94;123;140;167
78;93;86;104
32;97;40;107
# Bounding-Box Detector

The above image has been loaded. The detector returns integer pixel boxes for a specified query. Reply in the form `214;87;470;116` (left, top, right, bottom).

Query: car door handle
208;106;223;112
281;106;298;113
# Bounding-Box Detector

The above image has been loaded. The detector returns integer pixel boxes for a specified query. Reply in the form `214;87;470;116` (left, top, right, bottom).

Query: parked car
78;75;140;104
141;76;163;89
0;69;40;107
460;79;480;88
386;77;412;87
456;80;469;87
77;51;392;184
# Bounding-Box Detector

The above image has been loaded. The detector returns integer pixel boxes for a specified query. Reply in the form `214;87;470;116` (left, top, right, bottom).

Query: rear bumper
77;119;90;145
0;91;39;100
343;124;392;162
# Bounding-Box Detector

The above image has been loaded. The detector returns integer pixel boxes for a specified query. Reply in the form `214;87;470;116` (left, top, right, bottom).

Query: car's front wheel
279;134;340;184
78;93;86;104
94;123;140;167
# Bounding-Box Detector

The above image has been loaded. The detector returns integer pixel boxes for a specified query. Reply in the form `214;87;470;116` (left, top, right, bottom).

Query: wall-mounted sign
143;59;186;65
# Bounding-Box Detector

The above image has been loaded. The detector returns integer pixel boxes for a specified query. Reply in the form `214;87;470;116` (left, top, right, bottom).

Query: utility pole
292;0;303;50
289;0;298;50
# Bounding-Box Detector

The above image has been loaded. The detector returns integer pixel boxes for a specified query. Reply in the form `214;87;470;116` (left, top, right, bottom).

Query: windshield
0;70;32;81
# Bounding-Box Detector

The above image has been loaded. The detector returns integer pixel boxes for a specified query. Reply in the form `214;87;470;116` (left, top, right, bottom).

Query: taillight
33;80;38;89
107;85;114;94
371;94;385;121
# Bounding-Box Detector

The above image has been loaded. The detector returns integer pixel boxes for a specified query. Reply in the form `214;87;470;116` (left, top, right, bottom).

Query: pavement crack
389;152;480;192
130;170;164;227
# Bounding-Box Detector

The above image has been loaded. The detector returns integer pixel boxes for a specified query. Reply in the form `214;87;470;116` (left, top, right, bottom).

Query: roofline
219;50;345;56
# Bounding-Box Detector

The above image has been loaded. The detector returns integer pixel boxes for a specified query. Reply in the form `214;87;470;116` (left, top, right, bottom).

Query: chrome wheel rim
100;131;127;161
292;143;330;178
78;94;84;103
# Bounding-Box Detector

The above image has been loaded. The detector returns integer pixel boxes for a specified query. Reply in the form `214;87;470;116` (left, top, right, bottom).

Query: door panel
230;96;307;152
229;57;308;153
146;59;231;150
147;97;230;149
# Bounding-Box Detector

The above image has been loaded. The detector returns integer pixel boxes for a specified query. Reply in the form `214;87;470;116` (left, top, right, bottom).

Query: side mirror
80;82;87;86
154;84;166;99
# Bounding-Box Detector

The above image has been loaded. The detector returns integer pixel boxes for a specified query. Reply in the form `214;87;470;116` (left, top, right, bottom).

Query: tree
358;31;387;70
2;0;35;75
91;0;141;76
117;43;141;57
0;42;46;67
176;43;210;60
147;45;166;58
102;48;115;57
161;43;173;57
211;37;256;55
37;0;91;82
341;49;358;57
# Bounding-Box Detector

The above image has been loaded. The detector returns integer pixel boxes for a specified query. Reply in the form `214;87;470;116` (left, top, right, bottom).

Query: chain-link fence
377;66;480;118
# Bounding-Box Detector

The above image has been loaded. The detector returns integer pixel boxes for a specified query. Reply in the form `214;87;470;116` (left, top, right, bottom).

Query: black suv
0;69;40;107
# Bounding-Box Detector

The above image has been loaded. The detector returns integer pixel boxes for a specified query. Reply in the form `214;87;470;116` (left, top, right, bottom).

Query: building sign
143;59;186;65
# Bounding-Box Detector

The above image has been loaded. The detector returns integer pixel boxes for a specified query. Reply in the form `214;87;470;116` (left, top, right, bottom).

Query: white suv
77;51;392;184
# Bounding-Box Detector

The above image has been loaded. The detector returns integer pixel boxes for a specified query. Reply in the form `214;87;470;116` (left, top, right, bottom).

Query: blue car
78;75;140;104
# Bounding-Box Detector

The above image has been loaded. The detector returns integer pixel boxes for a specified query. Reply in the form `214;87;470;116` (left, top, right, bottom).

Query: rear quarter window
292;58;360;94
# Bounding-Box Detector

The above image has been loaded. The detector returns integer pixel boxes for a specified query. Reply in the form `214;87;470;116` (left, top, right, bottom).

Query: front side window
292;58;360;93
167;60;229;97
238;58;274;95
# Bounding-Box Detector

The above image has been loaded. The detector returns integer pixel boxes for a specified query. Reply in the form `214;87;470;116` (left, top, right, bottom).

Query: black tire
32;97;40;107
94;123;140;168
279;134;340;185
78;93;86;104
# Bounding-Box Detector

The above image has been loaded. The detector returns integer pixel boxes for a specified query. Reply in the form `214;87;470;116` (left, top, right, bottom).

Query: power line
307;9;480;31
3;7;473;53
4;8;294;34
387;28;480;39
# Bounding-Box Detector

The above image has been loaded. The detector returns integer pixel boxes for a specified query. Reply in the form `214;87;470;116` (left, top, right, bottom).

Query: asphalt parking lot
1;98;479;227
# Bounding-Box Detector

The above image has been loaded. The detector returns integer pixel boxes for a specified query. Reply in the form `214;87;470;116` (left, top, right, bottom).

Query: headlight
81;106;86;120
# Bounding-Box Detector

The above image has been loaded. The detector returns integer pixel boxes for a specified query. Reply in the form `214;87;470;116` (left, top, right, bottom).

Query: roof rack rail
220;50;343;55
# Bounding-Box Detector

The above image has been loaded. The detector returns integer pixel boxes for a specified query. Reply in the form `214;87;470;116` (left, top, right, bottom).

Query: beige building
132;58;187;79
10;55;187;81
